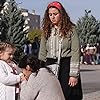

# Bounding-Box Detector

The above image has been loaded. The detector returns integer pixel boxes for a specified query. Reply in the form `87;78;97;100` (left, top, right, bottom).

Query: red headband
47;1;62;10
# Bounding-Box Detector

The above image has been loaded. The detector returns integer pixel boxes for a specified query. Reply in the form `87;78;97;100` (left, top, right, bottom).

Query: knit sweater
0;60;21;100
20;68;65;100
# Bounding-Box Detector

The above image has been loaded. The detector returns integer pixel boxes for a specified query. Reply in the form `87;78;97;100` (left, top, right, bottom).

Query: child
19;55;65;100
0;41;25;100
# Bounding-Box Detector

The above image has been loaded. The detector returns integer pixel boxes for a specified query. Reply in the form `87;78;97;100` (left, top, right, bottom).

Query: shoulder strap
57;37;63;64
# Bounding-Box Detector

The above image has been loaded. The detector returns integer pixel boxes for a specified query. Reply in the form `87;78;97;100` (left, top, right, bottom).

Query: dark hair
18;54;51;74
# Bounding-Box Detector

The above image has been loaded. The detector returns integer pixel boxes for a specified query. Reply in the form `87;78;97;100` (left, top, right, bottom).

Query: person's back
96;43;100;64
19;55;65;100
32;37;40;56
96;43;100;54
24;40;32;55
20;68;65;100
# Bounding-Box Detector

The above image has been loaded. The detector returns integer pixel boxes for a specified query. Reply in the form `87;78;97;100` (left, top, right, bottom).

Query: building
21;8;40;32
0;0;40;33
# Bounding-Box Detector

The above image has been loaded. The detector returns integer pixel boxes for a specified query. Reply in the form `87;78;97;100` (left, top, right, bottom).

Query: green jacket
39;28;80;77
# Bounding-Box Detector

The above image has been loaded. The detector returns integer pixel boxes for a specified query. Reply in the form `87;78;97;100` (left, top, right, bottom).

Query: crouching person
19;54;65;100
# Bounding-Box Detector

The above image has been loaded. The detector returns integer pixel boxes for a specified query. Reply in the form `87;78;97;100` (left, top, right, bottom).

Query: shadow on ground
80;69;96;72
82;83;100;94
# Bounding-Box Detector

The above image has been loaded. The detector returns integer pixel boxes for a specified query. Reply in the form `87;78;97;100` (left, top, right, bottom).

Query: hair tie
47;1;62;10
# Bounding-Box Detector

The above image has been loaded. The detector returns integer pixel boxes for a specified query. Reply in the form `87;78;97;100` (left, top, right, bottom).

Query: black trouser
15;93;19;100
46;57;83;100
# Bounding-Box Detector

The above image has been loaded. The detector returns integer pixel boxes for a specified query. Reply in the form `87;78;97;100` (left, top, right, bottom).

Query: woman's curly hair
42;2;75;39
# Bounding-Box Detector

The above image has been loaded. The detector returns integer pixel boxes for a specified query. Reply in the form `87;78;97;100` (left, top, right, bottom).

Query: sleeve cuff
16;75;21;82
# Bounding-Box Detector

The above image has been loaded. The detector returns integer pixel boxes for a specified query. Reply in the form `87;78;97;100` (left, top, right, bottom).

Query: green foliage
0;0;27;45
0;0;6;12
0;0;27;62
28;29;42;42
76;10;100;45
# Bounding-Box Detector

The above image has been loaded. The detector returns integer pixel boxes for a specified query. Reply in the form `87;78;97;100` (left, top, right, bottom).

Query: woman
39;1;83;100
19;55;65;100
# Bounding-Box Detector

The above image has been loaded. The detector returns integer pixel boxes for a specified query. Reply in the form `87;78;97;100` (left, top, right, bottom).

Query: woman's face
48;7;61;26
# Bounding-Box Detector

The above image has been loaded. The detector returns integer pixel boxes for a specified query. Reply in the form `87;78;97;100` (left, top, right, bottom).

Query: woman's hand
22;69;32;80
20;73;26;82
68;76;78;87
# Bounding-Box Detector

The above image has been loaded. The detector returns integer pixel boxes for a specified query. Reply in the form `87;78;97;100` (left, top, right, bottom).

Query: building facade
0;0;40;33
21;8;40;32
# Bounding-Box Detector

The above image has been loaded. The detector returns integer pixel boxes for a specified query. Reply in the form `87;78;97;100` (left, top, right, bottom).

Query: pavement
81;64;100;100
83;91;100;100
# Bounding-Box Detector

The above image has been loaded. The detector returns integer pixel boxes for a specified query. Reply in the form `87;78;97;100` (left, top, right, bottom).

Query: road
80;64;100;100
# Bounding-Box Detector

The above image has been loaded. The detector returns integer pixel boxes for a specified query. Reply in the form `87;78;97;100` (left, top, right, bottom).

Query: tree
0;0;6;11
0;0;27;45
0;0;27;62
76;10;100;45
28;29;42;42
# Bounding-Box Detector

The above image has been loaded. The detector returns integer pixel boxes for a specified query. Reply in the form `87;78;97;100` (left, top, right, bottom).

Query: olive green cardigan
39;28;80;77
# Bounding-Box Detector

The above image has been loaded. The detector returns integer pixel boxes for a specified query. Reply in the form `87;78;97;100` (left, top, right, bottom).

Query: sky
15;0;100;23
